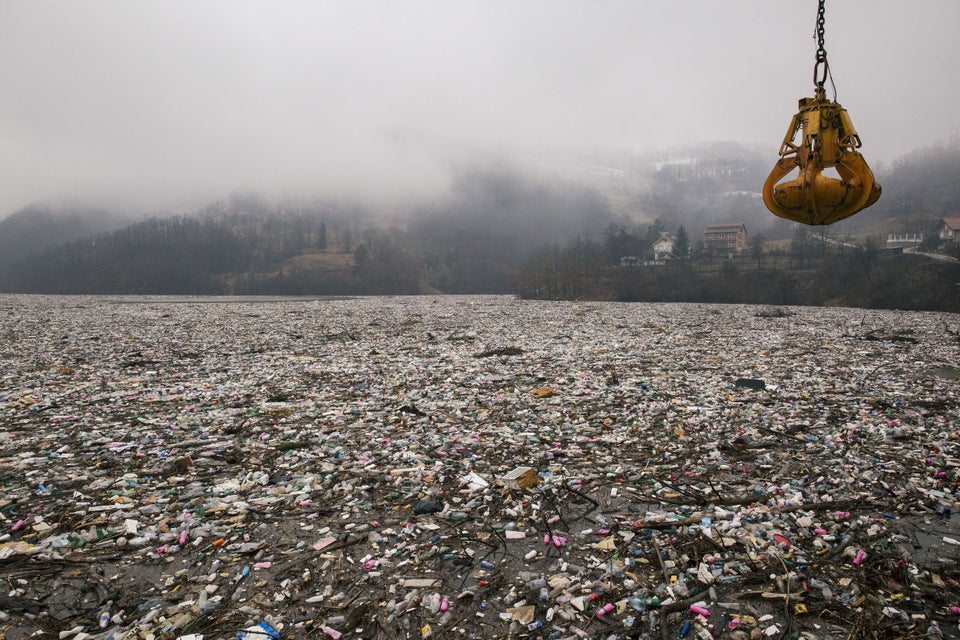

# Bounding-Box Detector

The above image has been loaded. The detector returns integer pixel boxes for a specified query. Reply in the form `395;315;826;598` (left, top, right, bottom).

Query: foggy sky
1;0;958;216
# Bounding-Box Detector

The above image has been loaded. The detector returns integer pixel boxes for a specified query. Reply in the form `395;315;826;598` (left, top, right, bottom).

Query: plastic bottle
627;597;646;612
835;534;852;554
694;626;713;639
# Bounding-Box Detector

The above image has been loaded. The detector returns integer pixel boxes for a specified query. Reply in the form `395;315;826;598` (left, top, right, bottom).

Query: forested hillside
1;142;957;310
0;169;617;295
0;205;127;267
514;229;960;312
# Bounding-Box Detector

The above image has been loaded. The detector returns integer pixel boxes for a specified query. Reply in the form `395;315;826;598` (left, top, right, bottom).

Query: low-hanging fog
1;0;958;217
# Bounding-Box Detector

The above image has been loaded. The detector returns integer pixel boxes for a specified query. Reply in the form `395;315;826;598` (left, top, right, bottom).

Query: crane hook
762;0;881;225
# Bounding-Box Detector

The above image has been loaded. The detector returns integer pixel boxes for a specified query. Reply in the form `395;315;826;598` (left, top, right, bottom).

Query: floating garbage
0;295;957;639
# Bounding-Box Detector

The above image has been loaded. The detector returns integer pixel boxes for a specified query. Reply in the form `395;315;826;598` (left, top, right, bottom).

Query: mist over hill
0;166;619;295
0;205;128;268
1;141;957;305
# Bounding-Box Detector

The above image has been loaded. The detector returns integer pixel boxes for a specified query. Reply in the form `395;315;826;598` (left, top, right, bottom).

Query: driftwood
474;346;524;358
623;498;869;530
861;328;918;343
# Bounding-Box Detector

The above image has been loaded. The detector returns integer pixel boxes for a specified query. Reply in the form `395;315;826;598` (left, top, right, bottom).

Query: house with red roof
939;217;960;243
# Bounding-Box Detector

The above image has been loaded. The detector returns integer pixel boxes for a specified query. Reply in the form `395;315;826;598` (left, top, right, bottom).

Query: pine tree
672;225;690;260
318;222;327;250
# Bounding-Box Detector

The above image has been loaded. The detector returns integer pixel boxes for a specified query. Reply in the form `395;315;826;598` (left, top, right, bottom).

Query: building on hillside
703;223;747;254
939;217;960;243
653;233;675;261
886;233;923;246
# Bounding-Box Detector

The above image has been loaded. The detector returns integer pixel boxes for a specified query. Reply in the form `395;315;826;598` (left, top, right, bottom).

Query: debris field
1;295;958;640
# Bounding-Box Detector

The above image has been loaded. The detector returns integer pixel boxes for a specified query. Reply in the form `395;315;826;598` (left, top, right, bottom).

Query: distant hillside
0;169;618;295
580;139;960;239
515;239;960;312
1;143;957;302
0;205;128;266
636;143;774;237
870;141;960;219
511;140;960;312
556;142;775;234
0;212;365;295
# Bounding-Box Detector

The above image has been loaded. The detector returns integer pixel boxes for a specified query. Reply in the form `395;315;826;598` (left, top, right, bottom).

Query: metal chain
812;0;835;98
815;0;827;63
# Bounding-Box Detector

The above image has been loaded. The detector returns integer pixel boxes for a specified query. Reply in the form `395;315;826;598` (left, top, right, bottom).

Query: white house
653;233;675;261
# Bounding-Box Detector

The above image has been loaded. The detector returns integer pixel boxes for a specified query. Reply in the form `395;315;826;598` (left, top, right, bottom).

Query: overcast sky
1;0;958;215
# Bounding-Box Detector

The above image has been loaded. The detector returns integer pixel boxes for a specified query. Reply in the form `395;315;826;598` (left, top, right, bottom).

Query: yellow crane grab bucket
763;91;881;226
